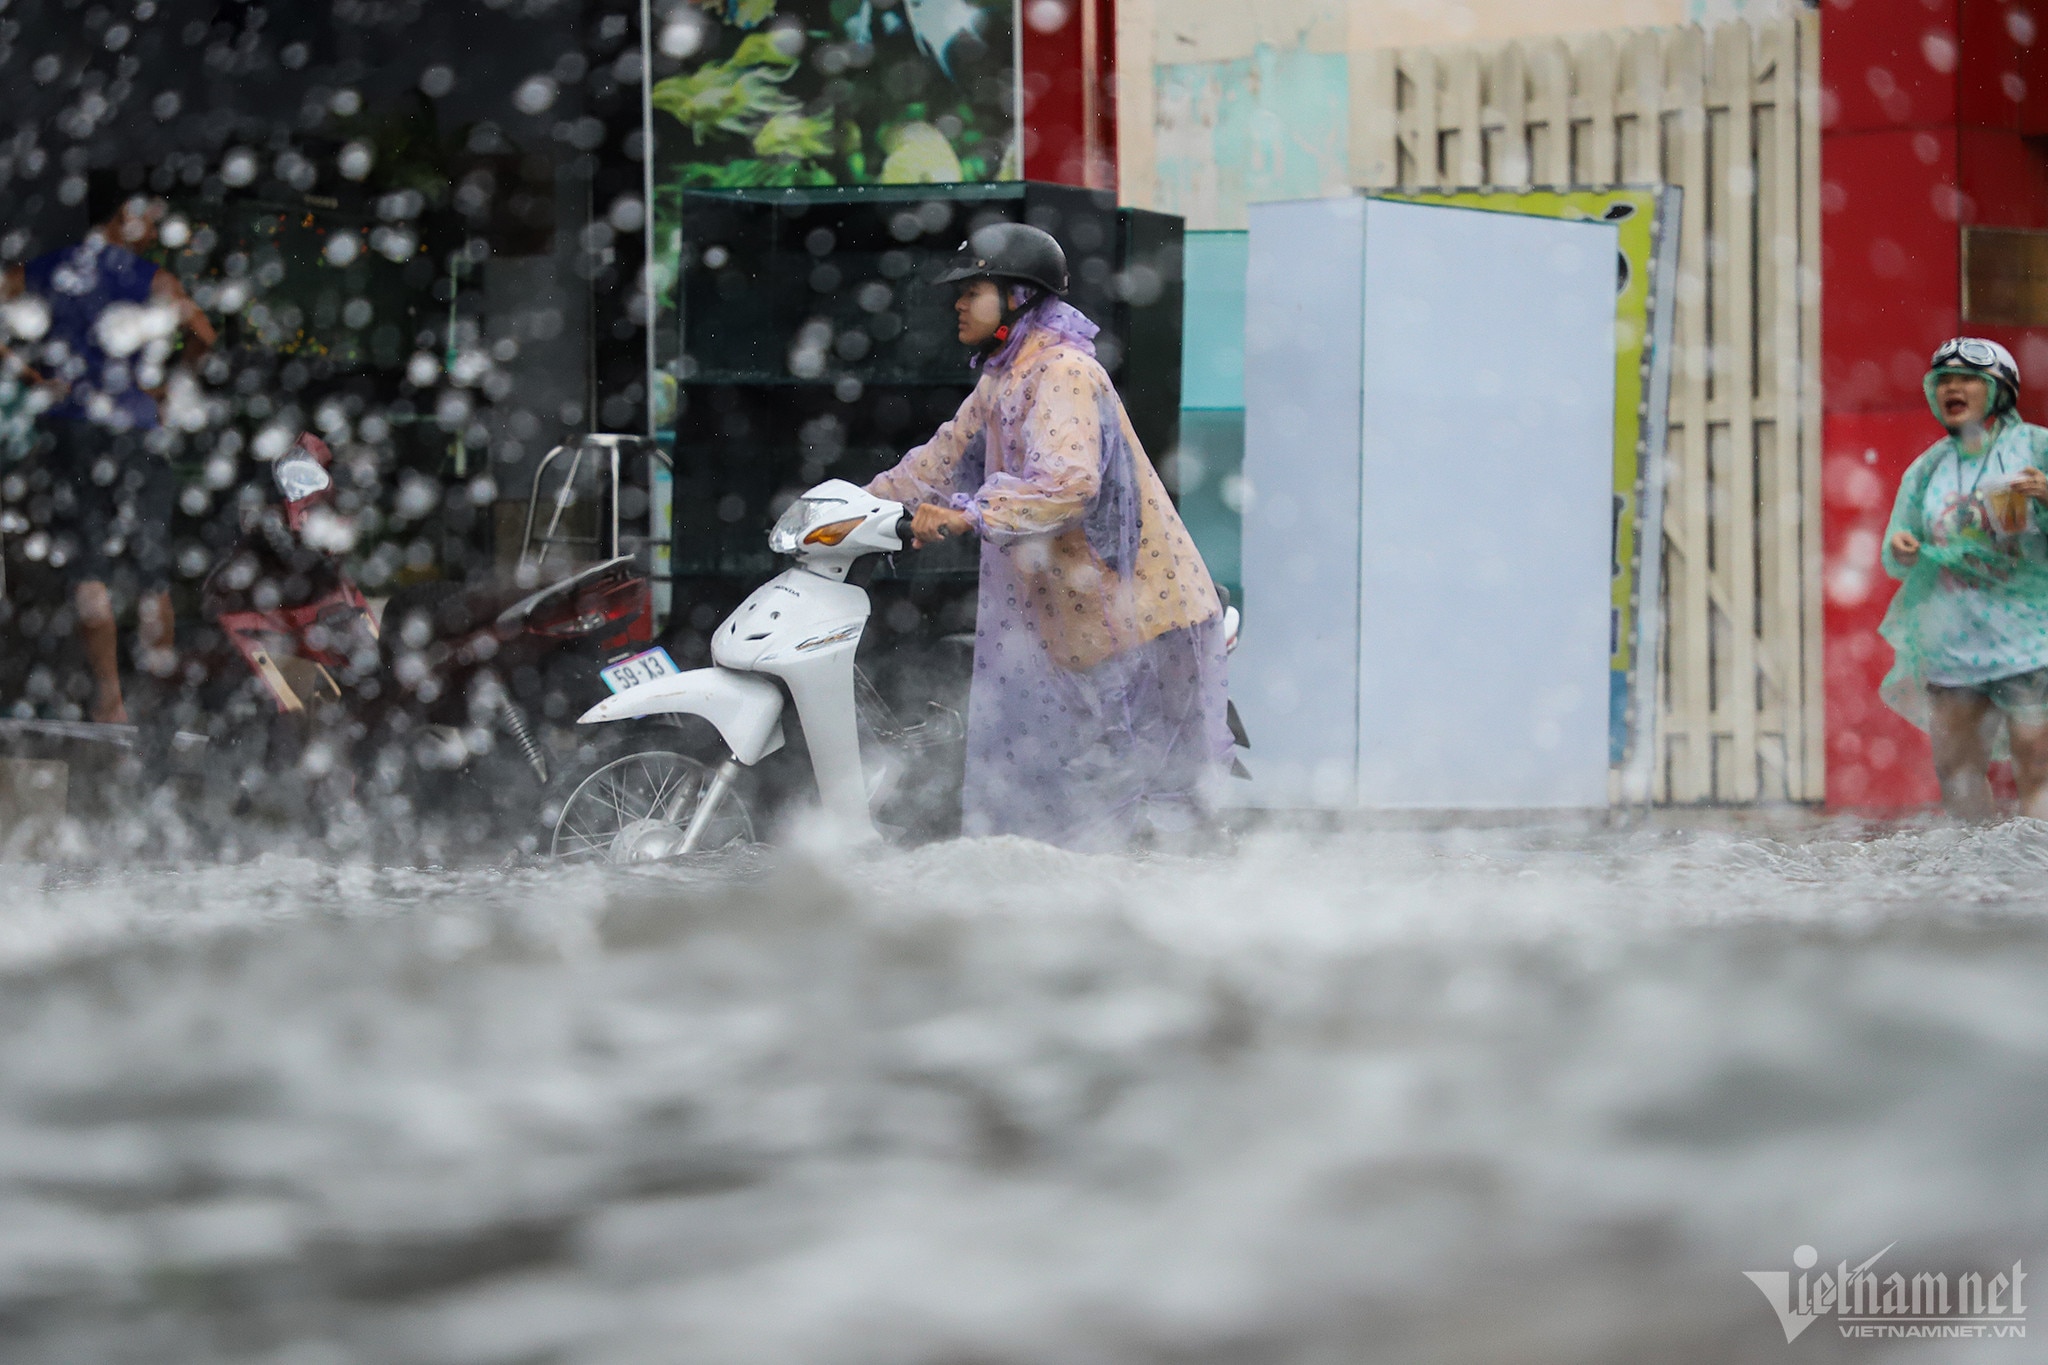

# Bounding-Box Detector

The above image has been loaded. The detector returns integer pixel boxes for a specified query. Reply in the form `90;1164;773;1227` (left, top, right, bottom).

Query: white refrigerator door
1353;198;1616;808
1238;196;1616;810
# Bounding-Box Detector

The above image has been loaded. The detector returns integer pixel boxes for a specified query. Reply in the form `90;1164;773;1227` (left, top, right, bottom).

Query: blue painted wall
1182;232;1247;410
1154;46;1352;231
1177;231;1248;600
1151;45;1345;596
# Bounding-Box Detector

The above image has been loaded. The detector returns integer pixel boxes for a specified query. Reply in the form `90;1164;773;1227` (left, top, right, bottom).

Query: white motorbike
557;478;1248;862
554;480;928;861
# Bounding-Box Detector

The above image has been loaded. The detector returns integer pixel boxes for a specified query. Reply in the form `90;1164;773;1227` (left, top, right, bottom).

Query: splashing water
0;819;2043;1363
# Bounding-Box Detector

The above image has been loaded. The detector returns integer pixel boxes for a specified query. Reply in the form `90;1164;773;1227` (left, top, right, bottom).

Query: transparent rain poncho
1879;409;2048;746
868;299;1233;850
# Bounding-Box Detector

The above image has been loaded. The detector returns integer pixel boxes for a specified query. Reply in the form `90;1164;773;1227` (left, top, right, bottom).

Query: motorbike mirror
274;456;333;502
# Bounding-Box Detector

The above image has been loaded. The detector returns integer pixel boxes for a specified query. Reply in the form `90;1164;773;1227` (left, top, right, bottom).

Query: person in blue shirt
2;197;214;723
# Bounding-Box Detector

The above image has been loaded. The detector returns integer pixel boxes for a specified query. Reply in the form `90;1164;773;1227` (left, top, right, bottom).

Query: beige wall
1147;0;1685;63
1118;0;1795;206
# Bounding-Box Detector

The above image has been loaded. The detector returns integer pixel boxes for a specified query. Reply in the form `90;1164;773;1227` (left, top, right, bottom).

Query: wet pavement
0;819;2043;1363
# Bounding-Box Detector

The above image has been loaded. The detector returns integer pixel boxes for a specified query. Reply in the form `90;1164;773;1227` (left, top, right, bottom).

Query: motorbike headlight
769;496;835;554
767;498;809;553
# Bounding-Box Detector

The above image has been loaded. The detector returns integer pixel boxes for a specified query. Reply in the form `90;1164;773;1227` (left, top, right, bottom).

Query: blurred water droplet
514;76;559;115
338;140;376;181
1026;0;1070;33
254;426;294;462
660;15;707;59
608;197;645;233
220;148;258;187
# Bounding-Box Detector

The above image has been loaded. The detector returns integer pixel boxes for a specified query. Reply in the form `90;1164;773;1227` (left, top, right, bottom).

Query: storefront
1819;0;2048;809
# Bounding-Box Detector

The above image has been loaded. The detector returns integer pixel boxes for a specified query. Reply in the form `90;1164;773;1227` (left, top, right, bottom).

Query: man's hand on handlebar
907;504;975;549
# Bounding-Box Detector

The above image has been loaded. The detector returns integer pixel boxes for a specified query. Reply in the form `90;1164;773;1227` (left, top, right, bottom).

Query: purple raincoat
868;301;1232;850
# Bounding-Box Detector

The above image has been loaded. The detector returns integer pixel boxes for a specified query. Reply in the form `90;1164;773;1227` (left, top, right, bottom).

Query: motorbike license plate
600;646;680;694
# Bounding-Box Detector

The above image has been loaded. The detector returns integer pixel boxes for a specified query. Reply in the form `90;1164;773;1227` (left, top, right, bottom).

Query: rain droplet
253;424;294;461
608;196;645;232
338;140;375;181
371;228;417;263
220;148;259;187
2;298;53;343
514;76;559;115
1027;0;1070;33
660;16;706;58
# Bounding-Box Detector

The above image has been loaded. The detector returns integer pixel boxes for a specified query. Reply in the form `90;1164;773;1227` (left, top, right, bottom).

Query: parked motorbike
179;433;661;854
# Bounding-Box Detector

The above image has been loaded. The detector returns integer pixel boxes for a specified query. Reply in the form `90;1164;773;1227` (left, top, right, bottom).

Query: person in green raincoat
1881;337;2048;819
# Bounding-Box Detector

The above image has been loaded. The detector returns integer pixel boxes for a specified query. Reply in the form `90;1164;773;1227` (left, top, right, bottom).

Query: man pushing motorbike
864;223;1234;851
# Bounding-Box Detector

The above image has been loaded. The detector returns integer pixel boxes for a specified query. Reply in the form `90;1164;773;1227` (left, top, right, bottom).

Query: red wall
1019;0;1116;188
1821;0;2048;808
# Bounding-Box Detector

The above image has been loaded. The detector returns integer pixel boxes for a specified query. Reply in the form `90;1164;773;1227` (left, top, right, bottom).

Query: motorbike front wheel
548;744;755;863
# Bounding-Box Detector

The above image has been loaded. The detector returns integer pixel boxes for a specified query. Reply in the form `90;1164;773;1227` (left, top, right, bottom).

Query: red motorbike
187;433;664;855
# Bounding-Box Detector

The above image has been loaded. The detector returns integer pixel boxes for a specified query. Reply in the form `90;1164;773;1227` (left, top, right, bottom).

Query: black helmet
935;222;1068;296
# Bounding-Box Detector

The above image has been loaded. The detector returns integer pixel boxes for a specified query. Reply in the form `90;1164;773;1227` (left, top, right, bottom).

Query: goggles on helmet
1933;338;2002;371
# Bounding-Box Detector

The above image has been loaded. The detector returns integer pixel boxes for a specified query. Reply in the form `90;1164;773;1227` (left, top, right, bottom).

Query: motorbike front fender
576;666;786;766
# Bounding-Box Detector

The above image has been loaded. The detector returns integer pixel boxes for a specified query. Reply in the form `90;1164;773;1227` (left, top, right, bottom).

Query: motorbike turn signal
803;516;866;547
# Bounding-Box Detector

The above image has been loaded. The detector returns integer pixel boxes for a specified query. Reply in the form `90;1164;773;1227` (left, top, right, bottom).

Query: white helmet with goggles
1927;336;2021;417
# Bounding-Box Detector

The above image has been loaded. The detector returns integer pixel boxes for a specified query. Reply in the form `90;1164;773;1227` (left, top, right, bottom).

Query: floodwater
0;819;2044;1364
